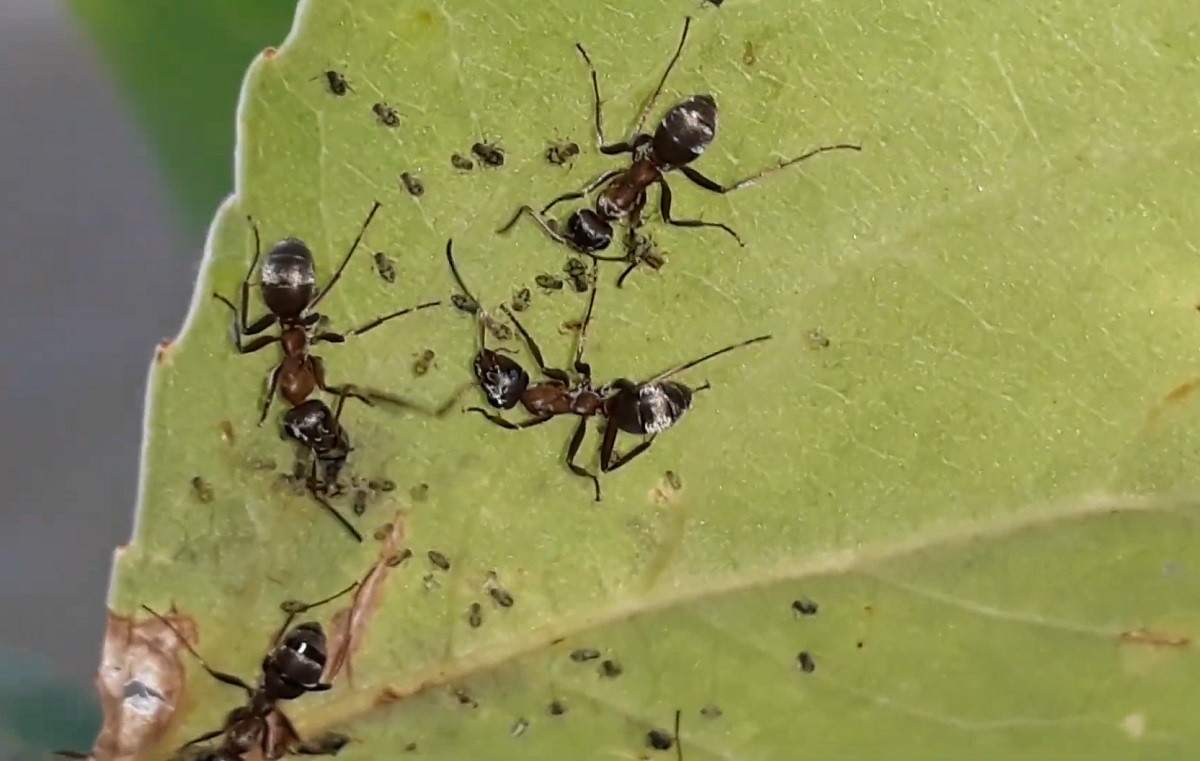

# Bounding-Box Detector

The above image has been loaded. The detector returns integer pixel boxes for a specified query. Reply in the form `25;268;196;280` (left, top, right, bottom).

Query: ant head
564;209;613;253
653;94;718;169
282;400;337;450
474;349;530;409
260;238;317;320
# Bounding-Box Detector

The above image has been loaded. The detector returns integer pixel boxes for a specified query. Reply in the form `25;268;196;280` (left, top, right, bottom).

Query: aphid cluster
82;12;861;761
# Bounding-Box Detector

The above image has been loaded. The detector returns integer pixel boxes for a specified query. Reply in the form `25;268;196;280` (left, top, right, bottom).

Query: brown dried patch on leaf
153;339;175;365
326;510;408;685
91;607;195;761
1147;377;1200;424
1119;628;1191;648
261;46;278;60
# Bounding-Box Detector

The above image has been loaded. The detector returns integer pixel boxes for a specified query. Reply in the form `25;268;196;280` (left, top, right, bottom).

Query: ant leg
659;179;744;247
601;433;658;473
674;709;683;761
629;16;693;139
539;168;623;215
465;408;555;430
308;488;364;543
499;305;571;382
565;416;601;501
345;300;442;337
139;605;255;697
571;268;600;377
309;200;383;311
678;143;863;194
257;364;282;426
238;213;267;333
213;293;278;350
574;42;608;147
496;205;572;248
616;260;641;288
179;727;227;750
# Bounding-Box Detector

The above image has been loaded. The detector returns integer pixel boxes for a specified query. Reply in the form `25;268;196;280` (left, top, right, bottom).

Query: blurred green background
1;1;295;755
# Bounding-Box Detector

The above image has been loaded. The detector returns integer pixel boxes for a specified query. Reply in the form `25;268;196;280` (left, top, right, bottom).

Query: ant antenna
140;604;255;697
445;238;488;350
573;260;601;373
243;214;264;287
275;579;359;642
647;334;773;384
310;200;382;310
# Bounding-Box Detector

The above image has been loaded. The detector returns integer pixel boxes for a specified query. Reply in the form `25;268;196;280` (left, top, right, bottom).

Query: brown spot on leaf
90;608;194;761
1119;628;1190;648
1147;377;1200;424
219;420;236;445
326;511;407;685
153;339;174;365
261;46;278;60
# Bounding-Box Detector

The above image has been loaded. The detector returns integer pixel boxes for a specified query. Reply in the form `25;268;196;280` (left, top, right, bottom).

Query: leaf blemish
1118;628;1190;648
326;511;407;685
90;607;194;759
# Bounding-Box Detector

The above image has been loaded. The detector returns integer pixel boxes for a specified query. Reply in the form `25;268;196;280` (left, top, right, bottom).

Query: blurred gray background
0;0;191;687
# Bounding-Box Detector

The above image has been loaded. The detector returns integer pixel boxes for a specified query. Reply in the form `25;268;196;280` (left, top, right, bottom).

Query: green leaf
97;0;1200;759
66;0;297;235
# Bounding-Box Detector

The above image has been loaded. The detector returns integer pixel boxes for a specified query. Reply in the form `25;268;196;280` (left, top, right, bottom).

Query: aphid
413;348;436;376
499;16;860;281
399;171;425;197
471;140;505;167
140;582;358;761
409;482;429;501
451;293;480;314
191;476;214;503
742;40;756;66
485;315;514;341
511;287;532;312
791;598;819;616
462;261;772;500
545;140;581;166
311;70;352;96
699;704;722;720
454;688;478;708
371;251;396;284
548;699;567;716
563;257;588;278
535;273;564;292
351;489;368;516
450;153;475;171
488;586;515;608
373;102;400;127
599;659;623;678
570;648;601;662
378;478;397;492
428;550;451;571
211;202;442;426
797;651;816;673
468;602;483;628
567;272;589;293
665;469;682;490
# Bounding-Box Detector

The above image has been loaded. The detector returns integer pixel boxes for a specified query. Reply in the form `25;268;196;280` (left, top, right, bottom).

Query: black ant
450;239;771;499
282;394;359;542
212;201;442;426
142;582;357;761
498;16;861;283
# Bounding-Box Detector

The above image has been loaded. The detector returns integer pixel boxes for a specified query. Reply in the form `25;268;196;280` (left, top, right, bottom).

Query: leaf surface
101;0;1200;758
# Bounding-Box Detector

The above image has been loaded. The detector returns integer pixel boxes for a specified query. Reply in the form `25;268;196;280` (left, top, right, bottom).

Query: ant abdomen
266;622;329;699
653;94;718;167
260;239;318;319
609;380;694;436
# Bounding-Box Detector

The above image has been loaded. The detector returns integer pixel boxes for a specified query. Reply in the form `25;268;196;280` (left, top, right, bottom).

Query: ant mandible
498;15;861;284
451;240;770;500
213;201;442;426
140;581;358;761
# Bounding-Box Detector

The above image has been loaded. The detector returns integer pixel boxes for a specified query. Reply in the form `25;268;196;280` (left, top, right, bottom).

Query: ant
450;239;771;499
213;201;442;426
498;16;861;284
137;582;357;761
